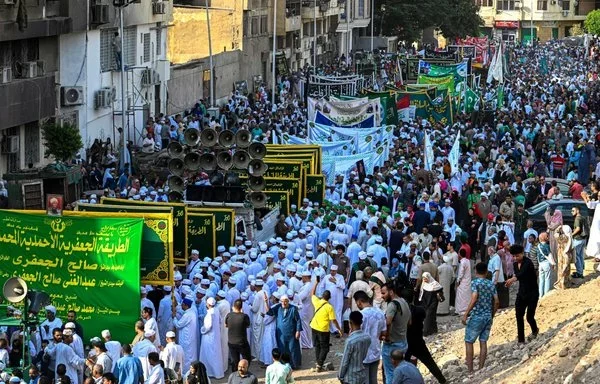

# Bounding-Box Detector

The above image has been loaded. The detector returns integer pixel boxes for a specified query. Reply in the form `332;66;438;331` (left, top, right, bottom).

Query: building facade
478;0;598;43
0;0;172;177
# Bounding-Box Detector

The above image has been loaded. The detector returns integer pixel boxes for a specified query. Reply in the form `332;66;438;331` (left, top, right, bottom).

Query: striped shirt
338;329;371;384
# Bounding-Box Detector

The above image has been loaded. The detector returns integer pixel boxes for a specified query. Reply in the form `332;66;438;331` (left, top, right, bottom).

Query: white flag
449;131;461;175
423;132;434;171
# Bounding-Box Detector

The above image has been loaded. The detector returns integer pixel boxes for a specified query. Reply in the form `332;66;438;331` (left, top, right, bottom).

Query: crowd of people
2;35;600;384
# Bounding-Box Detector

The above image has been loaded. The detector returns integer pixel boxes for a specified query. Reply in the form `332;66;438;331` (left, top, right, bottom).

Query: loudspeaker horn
200;128;218;147
167;175;185;193
217;151;233;170
248;175;265;191
218;130;235;148
183;129;200;147
235;129;252;148
167;142;184;158
232;150;250;169
248;159;268;177
199;153;217;171
3;277;28;303
168;191;183;202
184;152;201;171
248;142;267;159
168;158;185;176
248;192;268;208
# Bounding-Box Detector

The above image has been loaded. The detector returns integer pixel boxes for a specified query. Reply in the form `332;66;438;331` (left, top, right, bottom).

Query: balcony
286;15;301;31
0;17;72;42
0;75;56;131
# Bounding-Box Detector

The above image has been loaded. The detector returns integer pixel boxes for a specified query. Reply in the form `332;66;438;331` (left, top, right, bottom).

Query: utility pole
272;0;277;107
205;0;214;106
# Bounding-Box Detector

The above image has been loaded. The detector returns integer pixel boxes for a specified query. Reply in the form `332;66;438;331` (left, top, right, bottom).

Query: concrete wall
168;4;243;65
167;63;205;115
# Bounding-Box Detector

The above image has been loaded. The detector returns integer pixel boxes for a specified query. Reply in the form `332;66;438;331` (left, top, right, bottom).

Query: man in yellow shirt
310;277;343;372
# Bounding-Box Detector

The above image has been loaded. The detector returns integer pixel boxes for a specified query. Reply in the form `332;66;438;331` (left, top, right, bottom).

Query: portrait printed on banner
47;194;64;216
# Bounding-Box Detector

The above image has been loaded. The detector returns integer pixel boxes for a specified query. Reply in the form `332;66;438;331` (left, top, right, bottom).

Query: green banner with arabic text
0;210;142;344
186;213;216;258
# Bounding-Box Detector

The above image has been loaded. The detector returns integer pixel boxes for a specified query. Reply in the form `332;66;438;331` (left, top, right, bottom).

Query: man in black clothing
505;244;539;343
400;289;446;384
225;299;252;372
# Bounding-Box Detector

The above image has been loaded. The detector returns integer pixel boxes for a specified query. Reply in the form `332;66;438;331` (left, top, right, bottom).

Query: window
251;17;259;36
156;27;162;56
260;15;268;34
124;27;137;66
477;0;493;6
142;33;151;63
562;0;570;10
496;0;515;10
24;122;40;166
358;0;364;17
243;13;249;37
100;28;118;72
537;0;547;10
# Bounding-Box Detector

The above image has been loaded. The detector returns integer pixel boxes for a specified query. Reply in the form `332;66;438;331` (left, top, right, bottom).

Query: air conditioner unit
319;1;329;12
37;60;46;76
141;68;153;86
152;1;166;14
90;4;109;24
61;86;84;106
296;52;302;60
562;10;569;16
23;61;37;78
94;87;113;109
152;70;161;84
0;67;11;84
6;136;19;154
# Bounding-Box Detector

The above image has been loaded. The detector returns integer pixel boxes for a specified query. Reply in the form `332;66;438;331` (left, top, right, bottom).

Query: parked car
526;198;591;233
523;178;572;197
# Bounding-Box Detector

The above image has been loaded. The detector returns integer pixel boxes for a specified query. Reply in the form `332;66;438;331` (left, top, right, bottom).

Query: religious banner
278;134;353;157
239;177;301;207
74;205;174;285
314;110;376;128
407;58;458;81
396;91;453;126
186;208;235;248
307;122;393;155
186;213;215;258
262;191;290;216
0;210;142;343
417;74;455;93
305;174;325;203
264;154;316;176
364;91;399;126
263;160;303;180
308;97;382;126
266;145;322;173
100;198;187;264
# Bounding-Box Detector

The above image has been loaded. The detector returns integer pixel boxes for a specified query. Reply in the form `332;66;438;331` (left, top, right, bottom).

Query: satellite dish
3;277;28;303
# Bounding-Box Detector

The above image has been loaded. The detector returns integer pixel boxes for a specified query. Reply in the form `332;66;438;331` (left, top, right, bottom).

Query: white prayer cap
266;253;274;259
223;252;231;258
217;245;226;252
181;286;192;296
249;251;258;259
200;279;210;285
241;292;249;300
286;289;294;297
101;330;111;338
318;242;327;248
196;288;206;295
238;245;247;251
331;265;339;271
293;253;301;260
217;290;227;298
330;250;338;255
174;271;183;281
367;250;375;256
65;322;76;330
229;246;237;253
358;251;367;260
287;265;297;272
182;279;192;286
62;329;73;336
144;330;156;338
235;236;243;241
280;294;289;301
306;251;314;258
229;277;237;284
306;244;313;250
260;244;268;251
140;287;147;294
244;240;252;247
194;273;203;279
273;264;282;270
166;331;176;338
299;229;306;235
163;285;172;292
276;273;285;281
207;297;216;306
191;249;199;255
286;233;293;240
255;279;264;286
234;262;244;268
273;292;281;299
302;271;312;277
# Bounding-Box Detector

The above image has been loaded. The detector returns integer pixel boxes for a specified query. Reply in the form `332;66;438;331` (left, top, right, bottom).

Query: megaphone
217;151;233;170
199;153;217;171
184;152;201;171
248;192;268;208
248;142;267;159
168;191;183;202
200;128;218;147
235;129;252;148
183;129;200;147
3;277;27;303
167;175;185;193
248;159;268;177
167;142;184;158
232;150;250;169
168;158;185;176
28;291;51;314
248;175;265;191
218;130;235;148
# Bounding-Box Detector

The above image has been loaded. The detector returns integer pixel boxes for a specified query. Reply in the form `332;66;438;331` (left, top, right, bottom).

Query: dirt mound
425;263;600;384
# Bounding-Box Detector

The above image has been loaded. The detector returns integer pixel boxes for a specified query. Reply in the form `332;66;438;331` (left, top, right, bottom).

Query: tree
41;122;83;163
584;10;600;35
374;0;482;44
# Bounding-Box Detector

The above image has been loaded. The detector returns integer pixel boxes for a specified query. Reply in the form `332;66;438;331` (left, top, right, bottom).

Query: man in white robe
296;271;314;348
200;298;224;379
322;265;345;333
132;330;159;380
141;287;156;319
45;329;85;384
40;305;63;342
159;331;184;375
157;286;174;346
101;329;122;372
216;291;231;377
250;280;268;359
171;298;198;374
142;307;161;348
